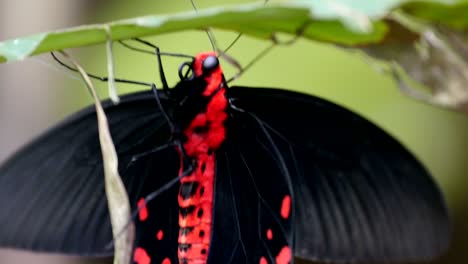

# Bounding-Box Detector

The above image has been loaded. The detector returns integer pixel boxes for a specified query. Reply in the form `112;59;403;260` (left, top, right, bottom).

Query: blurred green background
0;0;467;263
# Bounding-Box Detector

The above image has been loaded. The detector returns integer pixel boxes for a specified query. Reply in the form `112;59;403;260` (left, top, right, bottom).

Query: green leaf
402;1;468;29
1;0;467;64
1;1;394;63
2;0;468;113
0;34;47;62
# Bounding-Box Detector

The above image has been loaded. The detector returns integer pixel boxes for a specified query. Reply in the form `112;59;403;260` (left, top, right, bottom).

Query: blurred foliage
1;0;467;263
402;1;468;29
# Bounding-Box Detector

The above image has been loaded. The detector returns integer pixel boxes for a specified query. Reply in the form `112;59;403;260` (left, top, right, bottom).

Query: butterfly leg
105;162;194;251
141;159;194;205
121;135;193;179
52;52;187;178
127;143;174;163
227;98;246;113
124;38;170;93
118;38;195;95
129;150;194;222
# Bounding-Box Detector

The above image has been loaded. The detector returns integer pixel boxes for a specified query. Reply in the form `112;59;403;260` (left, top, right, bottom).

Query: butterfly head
171;51;226;127
177;51;225;97
193;52;220;77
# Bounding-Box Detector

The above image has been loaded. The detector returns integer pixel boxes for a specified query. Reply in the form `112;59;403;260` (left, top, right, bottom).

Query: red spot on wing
280;195;291;219
266;228;273;240
260;256;268;264
157;230;164;240
276;246;291;264
162;258;172;264
134;247;151;264
137;198;148;221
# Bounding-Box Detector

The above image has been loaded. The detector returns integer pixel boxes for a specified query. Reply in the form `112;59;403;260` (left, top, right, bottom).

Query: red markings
260;256;268;264
133;247;151;264
178;223;211;244
178;243;208;260
266;228;273;240
162;258;171;264
276;246;291;264
137;198;148;221
157;230;164;240
280;195;291;219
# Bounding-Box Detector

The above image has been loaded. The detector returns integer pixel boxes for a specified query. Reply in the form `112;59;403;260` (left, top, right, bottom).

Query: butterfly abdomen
177;52;227;264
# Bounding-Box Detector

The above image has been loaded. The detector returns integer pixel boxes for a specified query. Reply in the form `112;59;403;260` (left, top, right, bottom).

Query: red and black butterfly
0;40;450;264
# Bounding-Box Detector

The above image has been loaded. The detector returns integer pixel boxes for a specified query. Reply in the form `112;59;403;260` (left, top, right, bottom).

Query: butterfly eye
202;55;219;73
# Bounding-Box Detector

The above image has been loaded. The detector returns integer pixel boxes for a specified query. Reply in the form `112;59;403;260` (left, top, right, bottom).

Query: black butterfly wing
0;85;450;264
0;91;179;262
209;119;294;264
215;86;450;263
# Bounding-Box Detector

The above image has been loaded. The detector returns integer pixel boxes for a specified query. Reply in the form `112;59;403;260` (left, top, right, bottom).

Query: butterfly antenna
190;0;218;52
223;34;242;54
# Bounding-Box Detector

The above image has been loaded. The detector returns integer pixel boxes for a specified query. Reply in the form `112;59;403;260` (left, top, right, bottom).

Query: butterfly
0;49;450;264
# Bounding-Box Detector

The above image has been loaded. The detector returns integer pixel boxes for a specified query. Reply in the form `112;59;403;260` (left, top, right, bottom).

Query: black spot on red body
180;227;194;236
179;181;200;200
179;205;196;218
178;243;192;252
197;208;204;218
193;125;209;134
